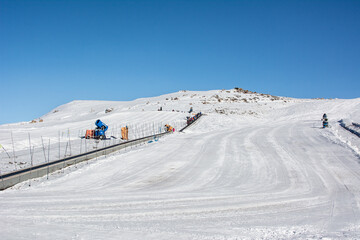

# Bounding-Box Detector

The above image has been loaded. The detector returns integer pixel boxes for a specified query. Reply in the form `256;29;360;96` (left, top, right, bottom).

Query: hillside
0;88;360;239
0;88;295;173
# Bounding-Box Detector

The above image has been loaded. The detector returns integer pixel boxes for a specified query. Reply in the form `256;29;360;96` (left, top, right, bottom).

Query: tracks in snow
1;118;360;238
339;120;360;138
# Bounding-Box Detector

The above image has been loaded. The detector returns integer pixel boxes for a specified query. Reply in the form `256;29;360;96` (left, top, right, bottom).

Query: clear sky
1;0;359;124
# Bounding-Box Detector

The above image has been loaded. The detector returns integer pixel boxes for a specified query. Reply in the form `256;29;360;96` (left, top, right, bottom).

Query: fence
0;113;202;190
0;119;186;174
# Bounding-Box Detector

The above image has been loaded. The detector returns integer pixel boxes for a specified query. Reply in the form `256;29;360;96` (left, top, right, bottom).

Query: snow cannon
95;119;108;132
85;119;108;140
94;119;108;139
165;124;174;132
322;114;329;128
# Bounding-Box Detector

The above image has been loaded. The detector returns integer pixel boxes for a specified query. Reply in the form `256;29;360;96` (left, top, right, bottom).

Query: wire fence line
0;119;187;175
0;113;203;190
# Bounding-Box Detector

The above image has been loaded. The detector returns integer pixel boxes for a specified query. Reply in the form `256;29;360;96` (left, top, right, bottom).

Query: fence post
11;132;16;171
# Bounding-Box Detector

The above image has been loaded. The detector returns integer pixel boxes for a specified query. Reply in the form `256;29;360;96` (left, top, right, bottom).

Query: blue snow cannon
95;119;108;139
322;114;329;128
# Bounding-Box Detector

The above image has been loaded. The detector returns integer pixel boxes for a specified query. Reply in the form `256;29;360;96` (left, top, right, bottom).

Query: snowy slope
0;89;360;239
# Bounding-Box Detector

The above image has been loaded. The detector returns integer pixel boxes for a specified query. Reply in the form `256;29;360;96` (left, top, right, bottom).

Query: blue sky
1;0;359;124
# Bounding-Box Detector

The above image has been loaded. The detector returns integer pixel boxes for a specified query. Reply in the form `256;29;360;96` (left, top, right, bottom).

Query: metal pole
64;142;68;158
28;133;33;186
1;145;11;159
0;169;4;190
41;137;47;163
28;133;33;167
11;132;16;170
58;131;60;160
68;129;72;156
47;139;50;179
80;137;82;154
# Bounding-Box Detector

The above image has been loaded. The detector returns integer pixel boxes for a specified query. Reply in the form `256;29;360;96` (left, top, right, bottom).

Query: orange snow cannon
85;130;95;139
121;126;129;140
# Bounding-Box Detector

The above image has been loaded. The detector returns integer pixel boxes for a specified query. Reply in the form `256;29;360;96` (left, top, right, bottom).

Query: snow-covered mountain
0;88;360;239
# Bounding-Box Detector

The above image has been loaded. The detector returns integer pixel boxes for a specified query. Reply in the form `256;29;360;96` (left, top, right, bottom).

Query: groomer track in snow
0;89;359;239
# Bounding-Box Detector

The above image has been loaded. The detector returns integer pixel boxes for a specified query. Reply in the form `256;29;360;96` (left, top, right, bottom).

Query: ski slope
0;89;360;239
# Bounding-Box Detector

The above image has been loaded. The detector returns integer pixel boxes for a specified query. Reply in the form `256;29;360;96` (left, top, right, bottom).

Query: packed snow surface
1;89;360;239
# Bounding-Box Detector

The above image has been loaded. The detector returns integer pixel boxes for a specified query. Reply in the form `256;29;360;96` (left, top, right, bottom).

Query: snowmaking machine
85;119;108;140
322;114;329;128
165;124;174;132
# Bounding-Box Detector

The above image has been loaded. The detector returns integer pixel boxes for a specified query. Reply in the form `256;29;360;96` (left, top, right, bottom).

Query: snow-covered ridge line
0;88;358;175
